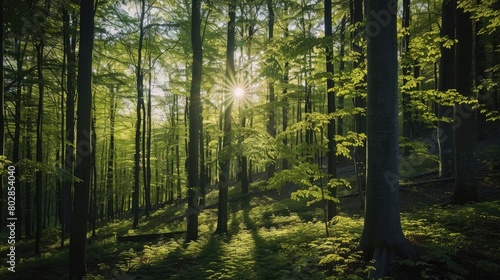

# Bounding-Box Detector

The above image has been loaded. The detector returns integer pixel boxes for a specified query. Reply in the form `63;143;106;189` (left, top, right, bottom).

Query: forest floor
1;124;500;279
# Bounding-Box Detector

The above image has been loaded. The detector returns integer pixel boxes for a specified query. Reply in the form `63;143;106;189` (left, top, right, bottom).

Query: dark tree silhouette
358;0;415;277
453;1;477;203
68;0;94;277
437;0;455;179
215;0;236;235
186;0;203;242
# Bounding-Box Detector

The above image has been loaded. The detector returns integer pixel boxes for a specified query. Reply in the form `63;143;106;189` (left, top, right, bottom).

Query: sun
234;87;245;98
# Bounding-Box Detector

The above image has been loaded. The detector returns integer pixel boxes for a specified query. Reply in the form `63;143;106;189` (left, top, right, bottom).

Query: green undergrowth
0;194;499;279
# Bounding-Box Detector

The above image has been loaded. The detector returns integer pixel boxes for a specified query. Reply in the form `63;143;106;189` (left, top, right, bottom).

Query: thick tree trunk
215;0;236;235
453;2;477;203
324;0;337;220
437;0;455;178
186;0;203;242
359;0;415;277
68;0;94;277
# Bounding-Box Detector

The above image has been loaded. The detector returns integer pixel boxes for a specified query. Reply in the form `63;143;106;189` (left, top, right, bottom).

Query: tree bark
14;39;24;241
351;0;366;209
106;89;117;221
453;1;477;203
359;0;415;277
324;0;337;220
437;0;455;178
215;0;236;235
62;8;77;234
133;0;146;229
68;0;94;276
0;7;4;233
402;0;412;155
266;0;276;178
186;0;203;242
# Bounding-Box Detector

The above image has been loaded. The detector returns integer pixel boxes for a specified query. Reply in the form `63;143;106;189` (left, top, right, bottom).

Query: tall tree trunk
266;0;276;178
359;0;415;277
453;1;477;203
282;7;289;170
133;0;146;229
0;8;4;233
106;89;117;221
475;8;487;140
35;0;49;251
68;0;94;276
437;0;455;178
14;39;24;241
338;15;346;139
401;0;412;156
145;54;153;215
25;85;33;239
324;0;337;220
62;8;77;234
91;118;97;237
351;0;366;209
215;0;236;235
186;0;203;242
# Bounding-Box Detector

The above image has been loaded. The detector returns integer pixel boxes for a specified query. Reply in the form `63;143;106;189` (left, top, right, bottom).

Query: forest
1;0;499;279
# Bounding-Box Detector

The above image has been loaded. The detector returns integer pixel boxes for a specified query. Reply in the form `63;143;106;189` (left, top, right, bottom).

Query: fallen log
400;177;455;187
116;231;185;242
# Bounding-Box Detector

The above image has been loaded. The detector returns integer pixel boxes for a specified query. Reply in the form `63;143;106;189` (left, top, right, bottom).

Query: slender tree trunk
338;15;346;139
14;39;23;241
0;9;4;233
266;0;276;178
401;0;412;156
215;0;236;235
68;0;94;276
359;1;415;277
35;32;47;254
62;8;77;234
106;89;117;221
325;0;337;220
437;0;455;178
475;10;487;140
133;0;146;229
453;1;477;203
25;86;33;239
351;0;366;209
282;9;289;170
186;0;203;242
143;53;153;215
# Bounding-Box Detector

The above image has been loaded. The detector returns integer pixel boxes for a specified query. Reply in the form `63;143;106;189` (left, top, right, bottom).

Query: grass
1;139;499;279
1;189;499;279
